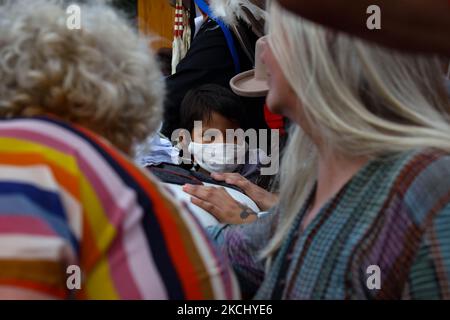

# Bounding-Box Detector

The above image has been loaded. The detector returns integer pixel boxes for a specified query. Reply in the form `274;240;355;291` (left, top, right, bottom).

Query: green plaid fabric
208;149;450;299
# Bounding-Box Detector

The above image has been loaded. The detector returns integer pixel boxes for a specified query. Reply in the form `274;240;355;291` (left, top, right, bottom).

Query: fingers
183;184;216;201
190;196;220;218
210;172;230;181
228;177;251;190
183;184;244;223
184;185;230;222
211;173;251;191
183;184;219;216
211;172;242;181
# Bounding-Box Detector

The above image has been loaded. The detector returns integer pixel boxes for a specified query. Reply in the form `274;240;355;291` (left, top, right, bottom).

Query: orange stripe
0;279;67;299
80;214;102;271
0;152;80;200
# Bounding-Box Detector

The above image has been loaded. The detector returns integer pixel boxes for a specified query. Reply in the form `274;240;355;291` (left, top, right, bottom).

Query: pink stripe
106;230;142;299
0;215;56;236
181;202;234;299
122;220;168;299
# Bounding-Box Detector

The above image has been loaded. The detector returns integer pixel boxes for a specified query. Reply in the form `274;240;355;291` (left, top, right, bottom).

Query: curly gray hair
0;0;164;154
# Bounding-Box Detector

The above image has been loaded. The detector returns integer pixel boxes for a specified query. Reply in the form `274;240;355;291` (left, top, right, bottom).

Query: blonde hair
0;0;164;154
262;2;450;258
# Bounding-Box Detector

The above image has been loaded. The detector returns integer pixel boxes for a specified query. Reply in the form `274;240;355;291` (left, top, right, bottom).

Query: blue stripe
404;155;450;225
0;193;79;253
0;182;66;219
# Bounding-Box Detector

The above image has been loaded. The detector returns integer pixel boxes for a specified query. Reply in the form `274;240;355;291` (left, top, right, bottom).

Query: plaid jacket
209;149;450;299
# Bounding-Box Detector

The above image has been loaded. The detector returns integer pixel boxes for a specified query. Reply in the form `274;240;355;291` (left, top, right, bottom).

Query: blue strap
194;0;241;74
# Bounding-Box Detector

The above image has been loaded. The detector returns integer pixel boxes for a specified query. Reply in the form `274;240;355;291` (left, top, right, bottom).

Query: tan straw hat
230;36;269;97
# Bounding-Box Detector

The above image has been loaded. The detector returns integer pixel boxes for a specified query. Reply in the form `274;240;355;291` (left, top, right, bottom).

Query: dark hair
180;84;246;132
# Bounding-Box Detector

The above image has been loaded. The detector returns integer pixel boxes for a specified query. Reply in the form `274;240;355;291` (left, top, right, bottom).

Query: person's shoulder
0;116;71;134
400;148;450;185
0;115;97;145
394;149;450;226
189;19;228;49
0;116;91;158
378;148;450;187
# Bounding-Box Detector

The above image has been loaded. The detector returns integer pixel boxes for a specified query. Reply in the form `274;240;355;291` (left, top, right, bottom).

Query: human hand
182;184;258;224
210;173;278;211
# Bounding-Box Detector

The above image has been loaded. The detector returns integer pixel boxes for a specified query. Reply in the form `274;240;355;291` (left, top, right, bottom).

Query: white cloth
164;183;260;228
135;135;180;167
194;16;205;38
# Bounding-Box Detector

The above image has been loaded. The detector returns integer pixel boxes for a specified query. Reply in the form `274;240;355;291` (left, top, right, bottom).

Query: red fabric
264;104;286;135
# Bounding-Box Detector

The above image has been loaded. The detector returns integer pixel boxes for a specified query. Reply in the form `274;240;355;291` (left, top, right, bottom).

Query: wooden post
138;0;175;49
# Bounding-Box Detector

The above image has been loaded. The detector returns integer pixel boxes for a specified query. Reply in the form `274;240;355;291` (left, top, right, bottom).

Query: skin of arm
182;173;278;225
183;184;259;224
210;172;278;211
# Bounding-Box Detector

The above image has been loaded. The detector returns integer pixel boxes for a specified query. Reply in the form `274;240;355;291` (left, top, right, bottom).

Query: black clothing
161;19;266;138
147;163;244;193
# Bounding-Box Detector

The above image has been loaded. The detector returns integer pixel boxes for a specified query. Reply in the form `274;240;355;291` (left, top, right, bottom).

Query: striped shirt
209;149;450;299
0;116;240;300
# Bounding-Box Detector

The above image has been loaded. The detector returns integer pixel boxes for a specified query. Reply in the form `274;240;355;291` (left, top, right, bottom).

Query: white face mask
188;142;247;173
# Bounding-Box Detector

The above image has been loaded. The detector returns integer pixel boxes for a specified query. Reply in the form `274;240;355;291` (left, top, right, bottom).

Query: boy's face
192;111;240;144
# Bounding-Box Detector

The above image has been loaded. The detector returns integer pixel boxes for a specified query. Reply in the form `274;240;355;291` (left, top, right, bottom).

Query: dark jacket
161;19;267;138
147;163;244;193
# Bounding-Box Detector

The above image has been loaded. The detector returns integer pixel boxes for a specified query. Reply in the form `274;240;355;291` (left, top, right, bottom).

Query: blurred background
112;0;175;50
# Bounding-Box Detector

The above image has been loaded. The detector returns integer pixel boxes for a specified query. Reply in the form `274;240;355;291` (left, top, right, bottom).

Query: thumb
231;178;251;193
211;172;225;181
